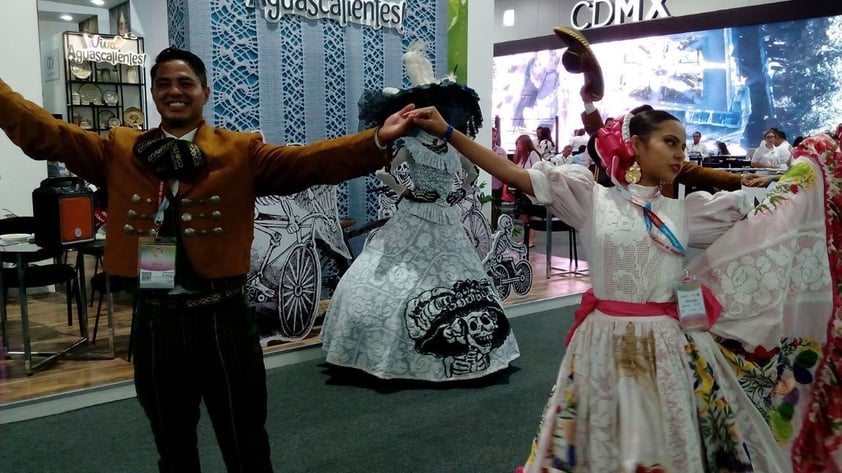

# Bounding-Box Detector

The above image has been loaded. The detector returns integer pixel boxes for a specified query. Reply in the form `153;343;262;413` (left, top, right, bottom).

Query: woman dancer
320;43;519;382
407;104;786;472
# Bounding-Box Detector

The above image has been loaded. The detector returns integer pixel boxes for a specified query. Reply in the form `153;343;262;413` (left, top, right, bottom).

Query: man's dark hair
150;47;208;87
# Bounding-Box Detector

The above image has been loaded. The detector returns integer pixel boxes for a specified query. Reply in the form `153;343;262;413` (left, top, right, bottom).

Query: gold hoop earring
625;161;641;184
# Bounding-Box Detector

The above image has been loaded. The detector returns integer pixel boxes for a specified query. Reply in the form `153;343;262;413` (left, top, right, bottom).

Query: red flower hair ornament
595;112;636;186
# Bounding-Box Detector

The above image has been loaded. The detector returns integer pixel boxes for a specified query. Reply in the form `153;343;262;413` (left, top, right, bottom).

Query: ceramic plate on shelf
124;107;144;127
70;61;91;80
99;109;115;126
78;83;102;104
0;233;32;244
103;90;119;106
108;117;122;128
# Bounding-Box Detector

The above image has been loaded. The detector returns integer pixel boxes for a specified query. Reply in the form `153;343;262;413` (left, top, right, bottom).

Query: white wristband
373;127;388;151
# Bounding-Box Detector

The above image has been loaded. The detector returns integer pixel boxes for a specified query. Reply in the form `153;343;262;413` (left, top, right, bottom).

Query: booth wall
167;0;448;224
0;2;47;217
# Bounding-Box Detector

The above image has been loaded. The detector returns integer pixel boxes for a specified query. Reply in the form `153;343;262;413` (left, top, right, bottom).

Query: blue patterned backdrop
168;0;447;223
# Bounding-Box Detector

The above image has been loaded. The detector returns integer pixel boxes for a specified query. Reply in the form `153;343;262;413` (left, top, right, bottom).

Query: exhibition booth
0;0;840;411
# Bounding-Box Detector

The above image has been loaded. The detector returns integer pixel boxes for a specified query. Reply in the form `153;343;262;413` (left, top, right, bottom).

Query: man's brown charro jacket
0;78;388;278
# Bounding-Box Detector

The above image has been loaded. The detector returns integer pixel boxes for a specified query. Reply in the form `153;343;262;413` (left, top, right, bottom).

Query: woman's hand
378;104;417;144
404;106;449;137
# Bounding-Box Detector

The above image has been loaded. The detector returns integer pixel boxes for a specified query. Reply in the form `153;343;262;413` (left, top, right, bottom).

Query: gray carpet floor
0;307;574;473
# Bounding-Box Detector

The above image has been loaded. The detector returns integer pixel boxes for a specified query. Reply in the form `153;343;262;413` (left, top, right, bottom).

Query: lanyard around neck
613;185;687;256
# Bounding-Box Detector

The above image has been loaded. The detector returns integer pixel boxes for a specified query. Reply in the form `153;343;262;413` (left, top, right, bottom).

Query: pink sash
566;287;722;346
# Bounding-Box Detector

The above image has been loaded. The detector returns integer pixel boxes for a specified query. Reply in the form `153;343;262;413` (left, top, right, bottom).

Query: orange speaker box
32;177;95;249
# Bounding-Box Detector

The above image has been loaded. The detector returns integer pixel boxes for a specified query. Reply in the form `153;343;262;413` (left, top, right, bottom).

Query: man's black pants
133;292;273;473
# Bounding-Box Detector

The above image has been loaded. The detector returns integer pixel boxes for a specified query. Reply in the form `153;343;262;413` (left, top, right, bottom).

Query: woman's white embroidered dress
520;162;786;473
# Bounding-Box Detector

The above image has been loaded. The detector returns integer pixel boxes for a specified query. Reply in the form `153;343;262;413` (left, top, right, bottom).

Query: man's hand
377;104;417;144
742;174;773;187
405;106;449;137
580;85;600;104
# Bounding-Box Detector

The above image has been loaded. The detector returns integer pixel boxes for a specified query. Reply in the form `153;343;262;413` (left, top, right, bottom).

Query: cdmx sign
571;0;671;30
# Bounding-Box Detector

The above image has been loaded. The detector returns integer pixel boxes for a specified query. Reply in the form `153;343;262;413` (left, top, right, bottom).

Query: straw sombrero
553;26;604;101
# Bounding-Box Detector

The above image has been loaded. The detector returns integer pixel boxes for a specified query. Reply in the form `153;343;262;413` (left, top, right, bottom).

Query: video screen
493;15;842;156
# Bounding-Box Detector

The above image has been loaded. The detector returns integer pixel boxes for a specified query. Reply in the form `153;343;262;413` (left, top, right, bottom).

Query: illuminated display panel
493;15;842;156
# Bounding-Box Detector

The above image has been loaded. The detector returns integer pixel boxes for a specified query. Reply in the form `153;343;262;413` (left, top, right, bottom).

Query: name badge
138;237;177;289
675;280;709;331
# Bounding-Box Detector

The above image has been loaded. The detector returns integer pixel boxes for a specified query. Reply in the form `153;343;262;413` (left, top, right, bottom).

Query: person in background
406;102;787;473
752;128;789;168
773;128;794;163
491;127;508;230
550;144;574;165
686;130;708;160
511;134;543;246
716;141;731;156
568;145;591;167
536;126;556;160
0;47;417;473
568;128;589;150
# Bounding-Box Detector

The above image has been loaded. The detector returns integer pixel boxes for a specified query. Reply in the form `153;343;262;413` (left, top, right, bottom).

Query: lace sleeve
685;190;752;248
527;162;595;228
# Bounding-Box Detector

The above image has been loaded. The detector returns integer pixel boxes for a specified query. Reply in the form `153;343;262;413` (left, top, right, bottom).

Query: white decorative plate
78;83;102;104
108;117;122;128
70;61;91;80
103;90;119;106
99;109;115;127
0;233;32;243
124;107;144;127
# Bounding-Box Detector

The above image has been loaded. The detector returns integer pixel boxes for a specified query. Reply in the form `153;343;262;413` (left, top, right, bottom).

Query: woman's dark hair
587;104;679;173
793;136;805;147
537;126;554;145
150;47;208;87
514;134;538;166
627;108;681;143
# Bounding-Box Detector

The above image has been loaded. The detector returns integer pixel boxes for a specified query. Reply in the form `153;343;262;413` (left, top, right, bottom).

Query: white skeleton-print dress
320;132;520;381
521;163;787;473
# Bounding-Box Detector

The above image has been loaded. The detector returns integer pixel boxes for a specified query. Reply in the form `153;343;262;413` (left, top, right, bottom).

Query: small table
0;239;113;374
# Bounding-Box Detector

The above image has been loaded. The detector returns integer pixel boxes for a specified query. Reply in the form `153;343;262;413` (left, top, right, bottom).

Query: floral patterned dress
688;134;842;472
320;132;520;381
520;163;786;473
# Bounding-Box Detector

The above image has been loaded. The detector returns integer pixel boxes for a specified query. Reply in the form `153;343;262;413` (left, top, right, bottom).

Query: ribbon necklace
613;184;687;256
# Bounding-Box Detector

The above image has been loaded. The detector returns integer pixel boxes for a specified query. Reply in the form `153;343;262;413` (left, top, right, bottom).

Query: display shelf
62;32;147;132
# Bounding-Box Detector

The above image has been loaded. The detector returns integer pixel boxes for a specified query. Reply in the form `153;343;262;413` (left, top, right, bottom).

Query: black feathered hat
358;41;483;138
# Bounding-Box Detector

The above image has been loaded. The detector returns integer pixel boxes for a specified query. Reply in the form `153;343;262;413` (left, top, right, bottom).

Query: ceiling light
91;0;105;5
60;14;74;21
503;9;515;27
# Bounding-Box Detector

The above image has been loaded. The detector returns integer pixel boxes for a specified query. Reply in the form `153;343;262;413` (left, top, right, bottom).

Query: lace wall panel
183;0;215;125
166;0;186;49
363;27;385;222
210;0;260;132
172;0;447;222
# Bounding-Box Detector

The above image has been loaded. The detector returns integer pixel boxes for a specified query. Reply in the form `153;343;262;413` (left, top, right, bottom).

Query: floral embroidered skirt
519;311;787;473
